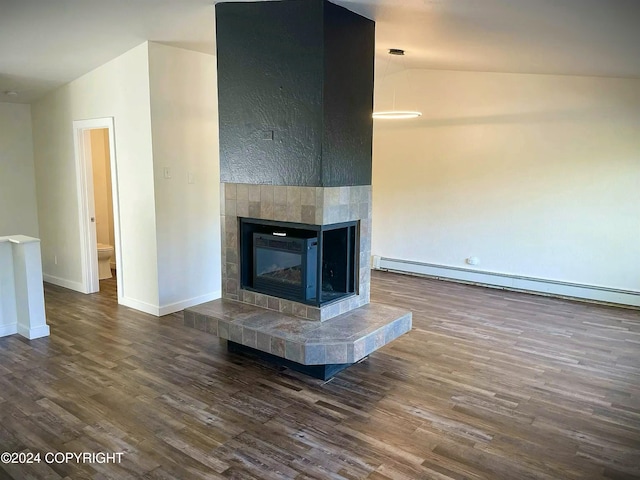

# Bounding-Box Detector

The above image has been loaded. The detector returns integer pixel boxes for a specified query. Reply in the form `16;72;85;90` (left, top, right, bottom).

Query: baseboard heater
374;257;640;308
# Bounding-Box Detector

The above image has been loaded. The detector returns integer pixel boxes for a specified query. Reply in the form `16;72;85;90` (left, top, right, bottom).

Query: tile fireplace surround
221;183;372;321
182;182;412;379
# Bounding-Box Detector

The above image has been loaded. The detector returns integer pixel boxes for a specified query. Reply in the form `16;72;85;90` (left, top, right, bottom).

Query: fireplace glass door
240;219;357;306
253;234;317;301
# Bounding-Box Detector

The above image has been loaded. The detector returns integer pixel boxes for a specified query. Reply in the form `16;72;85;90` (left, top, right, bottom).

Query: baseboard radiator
373;256;640;308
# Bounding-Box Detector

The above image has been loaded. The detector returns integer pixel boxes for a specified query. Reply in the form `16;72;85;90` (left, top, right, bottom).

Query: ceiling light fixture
372;49;422;120
372;110;422;119
4;90;18;97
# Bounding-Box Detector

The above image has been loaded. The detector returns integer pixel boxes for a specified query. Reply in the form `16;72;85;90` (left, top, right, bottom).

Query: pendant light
372;49;422;120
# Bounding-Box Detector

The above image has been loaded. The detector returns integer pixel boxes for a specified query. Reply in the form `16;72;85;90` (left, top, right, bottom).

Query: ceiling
1;0;639;104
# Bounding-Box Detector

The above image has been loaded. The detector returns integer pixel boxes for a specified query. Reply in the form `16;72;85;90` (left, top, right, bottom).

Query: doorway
72;118;123;297
88;128;115;286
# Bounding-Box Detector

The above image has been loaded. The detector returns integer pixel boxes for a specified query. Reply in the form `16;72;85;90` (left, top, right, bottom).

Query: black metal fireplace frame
239;217;359;307
252;233;318;302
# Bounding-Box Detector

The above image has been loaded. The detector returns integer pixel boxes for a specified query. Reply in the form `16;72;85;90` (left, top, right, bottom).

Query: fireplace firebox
253;233;318;301
240;218;357;306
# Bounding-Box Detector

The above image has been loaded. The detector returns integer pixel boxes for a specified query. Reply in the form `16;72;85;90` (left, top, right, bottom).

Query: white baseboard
375;257;640;307
0;323;18;337
119;291;222;317
158;290;222;316
119;296;161;316
17;323;50;340
43;274;86;293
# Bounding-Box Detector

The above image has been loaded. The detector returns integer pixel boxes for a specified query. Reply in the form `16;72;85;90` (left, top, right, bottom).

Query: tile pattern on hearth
184;299;411;365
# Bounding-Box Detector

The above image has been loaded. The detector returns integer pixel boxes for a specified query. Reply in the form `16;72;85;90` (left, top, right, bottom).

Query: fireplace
253;233;318;302
184;1;411;380
240;218;357;307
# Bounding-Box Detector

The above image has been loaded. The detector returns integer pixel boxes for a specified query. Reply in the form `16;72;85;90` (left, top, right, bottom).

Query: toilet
97;243;114;280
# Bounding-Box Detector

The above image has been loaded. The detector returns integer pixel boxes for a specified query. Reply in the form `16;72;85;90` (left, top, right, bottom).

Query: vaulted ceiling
1;0;639;104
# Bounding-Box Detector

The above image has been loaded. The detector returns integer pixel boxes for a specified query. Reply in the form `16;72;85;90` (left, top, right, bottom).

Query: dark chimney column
215;0;375;187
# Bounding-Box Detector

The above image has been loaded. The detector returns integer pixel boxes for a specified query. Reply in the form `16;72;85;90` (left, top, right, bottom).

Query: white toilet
97;243;114;280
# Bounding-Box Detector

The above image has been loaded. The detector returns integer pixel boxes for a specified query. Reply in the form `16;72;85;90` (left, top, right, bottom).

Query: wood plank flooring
0;271;639;479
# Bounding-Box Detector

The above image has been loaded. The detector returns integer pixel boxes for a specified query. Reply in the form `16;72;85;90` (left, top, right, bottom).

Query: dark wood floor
1;271;639;479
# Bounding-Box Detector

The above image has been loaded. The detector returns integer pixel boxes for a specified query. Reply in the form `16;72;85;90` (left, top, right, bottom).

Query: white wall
0;103;39;237
31;42;160;308
372;69;640;301
148;42;221;313
30;41;222;315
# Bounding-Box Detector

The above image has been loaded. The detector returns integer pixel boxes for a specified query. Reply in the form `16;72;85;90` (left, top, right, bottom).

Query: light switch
188;172;195;184
163;167;171;179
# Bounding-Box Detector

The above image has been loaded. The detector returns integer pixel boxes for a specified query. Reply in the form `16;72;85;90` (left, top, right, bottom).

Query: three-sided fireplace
240;218;358;306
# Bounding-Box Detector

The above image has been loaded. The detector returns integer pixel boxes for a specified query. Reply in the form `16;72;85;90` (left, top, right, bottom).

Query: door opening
72;118;122;298
88;128;115;287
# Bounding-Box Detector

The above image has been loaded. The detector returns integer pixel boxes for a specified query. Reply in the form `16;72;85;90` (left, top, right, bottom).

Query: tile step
184;299;411;365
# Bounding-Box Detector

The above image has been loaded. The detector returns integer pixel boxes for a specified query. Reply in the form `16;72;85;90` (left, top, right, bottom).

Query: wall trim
0;323;18;338
119;291;222;317
119;296;161;316
17;323;50;340
374;257;640;308
158;291;222;317
43;274;87;294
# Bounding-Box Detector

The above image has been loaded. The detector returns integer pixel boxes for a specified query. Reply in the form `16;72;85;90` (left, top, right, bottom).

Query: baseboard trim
17;323;50;340
375;257;640;308
0;323;18;338
119;296;161;316
158;290;222;316
118;291;222;317
43;274;86;293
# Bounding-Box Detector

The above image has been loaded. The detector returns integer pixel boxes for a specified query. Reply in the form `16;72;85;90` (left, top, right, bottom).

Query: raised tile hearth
183;298;411;379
